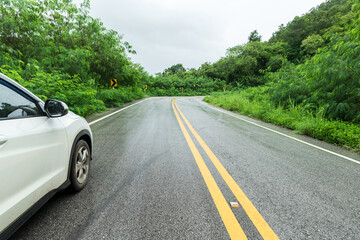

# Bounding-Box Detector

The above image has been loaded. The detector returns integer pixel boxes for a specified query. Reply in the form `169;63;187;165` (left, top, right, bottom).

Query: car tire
69;140;90;192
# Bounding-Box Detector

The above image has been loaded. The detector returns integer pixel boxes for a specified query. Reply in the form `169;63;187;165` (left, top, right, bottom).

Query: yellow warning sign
110;79;117;87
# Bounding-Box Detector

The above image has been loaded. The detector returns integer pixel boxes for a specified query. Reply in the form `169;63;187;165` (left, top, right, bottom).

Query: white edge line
207;105;360;165
89;98;150;126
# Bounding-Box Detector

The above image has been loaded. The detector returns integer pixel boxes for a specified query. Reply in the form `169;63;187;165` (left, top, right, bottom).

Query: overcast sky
75;0;326;74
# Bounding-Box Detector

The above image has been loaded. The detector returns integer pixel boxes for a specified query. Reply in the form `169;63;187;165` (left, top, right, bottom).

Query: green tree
269;0;352;62
163;63;186;76
248;30;262;42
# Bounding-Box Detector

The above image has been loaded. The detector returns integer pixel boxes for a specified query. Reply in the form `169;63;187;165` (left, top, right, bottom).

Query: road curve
10;97;360;239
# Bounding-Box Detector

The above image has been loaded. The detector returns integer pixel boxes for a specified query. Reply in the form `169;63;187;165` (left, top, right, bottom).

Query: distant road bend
11;97;360;240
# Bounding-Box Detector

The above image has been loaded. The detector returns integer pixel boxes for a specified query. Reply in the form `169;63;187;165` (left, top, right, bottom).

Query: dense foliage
191;0;355;86
203;0;360;151
265;0;360;123
269;0;353;61
146;64;228;96
0;0;147;116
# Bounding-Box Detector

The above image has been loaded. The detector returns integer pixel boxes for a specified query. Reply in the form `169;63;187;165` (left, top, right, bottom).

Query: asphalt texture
10;97;360;239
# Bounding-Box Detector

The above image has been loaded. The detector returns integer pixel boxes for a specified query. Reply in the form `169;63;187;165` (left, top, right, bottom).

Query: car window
0;81;40;120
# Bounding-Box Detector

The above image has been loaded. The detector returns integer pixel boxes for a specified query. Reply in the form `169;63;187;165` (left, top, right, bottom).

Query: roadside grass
204;90;360;153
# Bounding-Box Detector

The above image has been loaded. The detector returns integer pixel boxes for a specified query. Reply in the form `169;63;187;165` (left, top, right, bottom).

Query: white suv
0;73;93;239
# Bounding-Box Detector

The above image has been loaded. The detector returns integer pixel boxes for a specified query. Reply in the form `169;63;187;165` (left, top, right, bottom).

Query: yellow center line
173;99;279;240
171;99;247;240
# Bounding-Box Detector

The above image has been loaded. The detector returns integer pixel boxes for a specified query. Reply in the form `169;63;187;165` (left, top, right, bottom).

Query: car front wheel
70;140;90;191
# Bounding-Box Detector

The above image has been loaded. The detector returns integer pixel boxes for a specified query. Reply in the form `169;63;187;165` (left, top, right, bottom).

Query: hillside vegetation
204;0;360;152
0;0;147;116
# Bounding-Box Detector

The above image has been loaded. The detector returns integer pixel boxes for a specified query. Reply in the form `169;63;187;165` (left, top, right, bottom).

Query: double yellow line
172;99;278;240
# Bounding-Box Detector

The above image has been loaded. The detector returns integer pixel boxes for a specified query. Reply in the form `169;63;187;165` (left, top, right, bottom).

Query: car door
0;79;68;233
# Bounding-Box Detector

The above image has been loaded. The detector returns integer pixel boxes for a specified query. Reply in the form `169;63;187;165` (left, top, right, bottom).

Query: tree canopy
0;0;147;116
0;0;144;87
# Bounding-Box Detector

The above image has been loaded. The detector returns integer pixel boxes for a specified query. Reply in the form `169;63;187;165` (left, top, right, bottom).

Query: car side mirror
44;99;69;117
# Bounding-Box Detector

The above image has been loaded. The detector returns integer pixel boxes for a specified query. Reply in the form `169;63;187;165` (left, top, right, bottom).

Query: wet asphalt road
10;97;360;239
